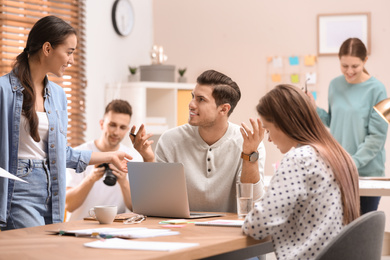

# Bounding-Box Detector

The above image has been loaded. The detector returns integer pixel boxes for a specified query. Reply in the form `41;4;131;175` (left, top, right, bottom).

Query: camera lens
99;163;117;186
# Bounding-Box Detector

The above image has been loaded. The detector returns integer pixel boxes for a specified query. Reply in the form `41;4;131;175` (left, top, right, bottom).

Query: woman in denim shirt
0;16;131;230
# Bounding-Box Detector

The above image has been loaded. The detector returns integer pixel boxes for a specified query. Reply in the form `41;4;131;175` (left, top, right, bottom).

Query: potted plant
178;67;187;83
128;66;138;82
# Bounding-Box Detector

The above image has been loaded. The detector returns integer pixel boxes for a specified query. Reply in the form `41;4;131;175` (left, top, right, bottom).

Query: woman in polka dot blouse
242;84;360;260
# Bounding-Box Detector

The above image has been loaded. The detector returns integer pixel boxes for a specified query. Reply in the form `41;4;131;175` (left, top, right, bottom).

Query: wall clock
111;0;134;36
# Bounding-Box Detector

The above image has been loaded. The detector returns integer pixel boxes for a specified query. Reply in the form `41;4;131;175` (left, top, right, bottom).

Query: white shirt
155;122;265;213
18;112;49;159
66;141;143;221
242;145;344;260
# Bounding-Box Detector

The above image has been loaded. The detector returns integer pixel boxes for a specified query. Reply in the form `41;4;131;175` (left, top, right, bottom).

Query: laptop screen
127;161;191;218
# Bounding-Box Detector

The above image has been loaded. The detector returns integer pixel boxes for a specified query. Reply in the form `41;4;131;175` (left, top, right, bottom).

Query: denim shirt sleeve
66;146;92;173
0;72;21;226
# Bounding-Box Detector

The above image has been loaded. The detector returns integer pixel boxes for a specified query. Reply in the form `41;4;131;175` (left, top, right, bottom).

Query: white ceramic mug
89;205;117;224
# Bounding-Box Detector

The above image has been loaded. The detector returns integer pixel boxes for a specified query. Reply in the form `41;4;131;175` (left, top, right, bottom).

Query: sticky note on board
290;74;299;83
304;55;316;66
311;91;317;100
267;56;273;63
305;72;317;84
272;57;283;68
289;56;299;66
271;74;282;82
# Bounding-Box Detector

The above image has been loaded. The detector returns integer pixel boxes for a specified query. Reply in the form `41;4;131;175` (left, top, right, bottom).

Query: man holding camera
65;100;151;221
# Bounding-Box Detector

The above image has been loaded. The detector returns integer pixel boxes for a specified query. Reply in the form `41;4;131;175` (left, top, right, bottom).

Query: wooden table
358;178;390;196
264;175;390;197
0;213;273;260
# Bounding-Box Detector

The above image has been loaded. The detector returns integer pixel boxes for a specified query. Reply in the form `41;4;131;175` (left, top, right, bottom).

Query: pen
98;234;113;239
91;232;113;239
130;133;136;137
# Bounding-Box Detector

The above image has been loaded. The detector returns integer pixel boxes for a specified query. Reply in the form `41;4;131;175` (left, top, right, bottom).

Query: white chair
316;211;385;260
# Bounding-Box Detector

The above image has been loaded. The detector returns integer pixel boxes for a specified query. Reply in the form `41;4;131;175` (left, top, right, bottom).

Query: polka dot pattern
242;145;344;260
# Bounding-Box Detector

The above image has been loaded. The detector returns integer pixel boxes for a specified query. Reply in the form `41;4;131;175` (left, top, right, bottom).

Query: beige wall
85;0;153;141
153;0;390;229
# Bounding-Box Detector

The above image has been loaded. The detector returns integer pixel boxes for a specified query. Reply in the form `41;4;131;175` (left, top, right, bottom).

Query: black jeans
360;196;381;215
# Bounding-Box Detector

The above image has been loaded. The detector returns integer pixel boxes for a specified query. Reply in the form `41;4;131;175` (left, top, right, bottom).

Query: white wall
85;0;153;141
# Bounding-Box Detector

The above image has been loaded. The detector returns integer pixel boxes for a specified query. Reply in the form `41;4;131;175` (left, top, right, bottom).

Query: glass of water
236;182;253;219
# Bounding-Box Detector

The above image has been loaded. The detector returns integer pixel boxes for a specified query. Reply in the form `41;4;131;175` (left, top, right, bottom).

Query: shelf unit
105;81;194;148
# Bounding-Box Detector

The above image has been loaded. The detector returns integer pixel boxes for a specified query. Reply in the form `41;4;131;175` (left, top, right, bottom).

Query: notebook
127;161;224;219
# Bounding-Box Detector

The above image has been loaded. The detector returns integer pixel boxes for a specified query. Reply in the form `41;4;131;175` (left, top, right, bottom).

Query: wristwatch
241;151;259;162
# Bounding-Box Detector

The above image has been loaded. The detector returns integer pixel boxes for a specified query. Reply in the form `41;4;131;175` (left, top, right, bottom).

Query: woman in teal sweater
313;38;388;214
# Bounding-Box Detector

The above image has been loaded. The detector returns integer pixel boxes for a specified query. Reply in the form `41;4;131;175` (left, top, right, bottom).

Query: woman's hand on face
240;118;265;154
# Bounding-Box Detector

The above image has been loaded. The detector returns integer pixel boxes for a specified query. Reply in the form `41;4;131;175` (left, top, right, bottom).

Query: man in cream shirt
133;70;265;213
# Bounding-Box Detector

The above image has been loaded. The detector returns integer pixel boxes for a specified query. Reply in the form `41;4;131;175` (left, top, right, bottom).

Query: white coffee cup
89;205;117;224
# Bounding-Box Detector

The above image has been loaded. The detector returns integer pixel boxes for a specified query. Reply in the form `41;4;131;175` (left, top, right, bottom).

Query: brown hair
339;38;368;74
12;15;77;142
104;99;132;117
257;84;360;225
197;70;241;116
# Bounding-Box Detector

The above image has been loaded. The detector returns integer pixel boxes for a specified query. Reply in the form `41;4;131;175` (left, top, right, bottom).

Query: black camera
98;163;117;186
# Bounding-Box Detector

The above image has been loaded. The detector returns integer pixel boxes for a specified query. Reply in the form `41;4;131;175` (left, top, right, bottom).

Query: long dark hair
257;84;360;225
12;15;76;142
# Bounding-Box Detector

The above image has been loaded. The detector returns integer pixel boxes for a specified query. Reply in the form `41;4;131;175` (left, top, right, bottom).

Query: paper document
0;167;28;183
54;227;179;239
84;238;199;251
194;219;244;227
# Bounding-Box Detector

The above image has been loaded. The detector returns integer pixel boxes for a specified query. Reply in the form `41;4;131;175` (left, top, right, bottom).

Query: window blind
0;0;87;147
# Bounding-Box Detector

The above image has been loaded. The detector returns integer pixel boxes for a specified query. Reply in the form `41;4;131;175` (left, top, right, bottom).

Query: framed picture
317;13;371;56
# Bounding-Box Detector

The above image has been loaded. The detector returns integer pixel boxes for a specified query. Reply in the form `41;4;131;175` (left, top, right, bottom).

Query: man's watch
241;151;259;162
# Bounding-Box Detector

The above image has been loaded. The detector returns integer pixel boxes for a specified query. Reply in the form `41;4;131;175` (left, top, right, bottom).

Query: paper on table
0;167;28;183
194;219;244;227
84;238;199;251
57;227;179;239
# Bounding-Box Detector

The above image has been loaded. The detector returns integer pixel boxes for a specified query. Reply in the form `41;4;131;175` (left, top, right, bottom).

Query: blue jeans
2;159;53;230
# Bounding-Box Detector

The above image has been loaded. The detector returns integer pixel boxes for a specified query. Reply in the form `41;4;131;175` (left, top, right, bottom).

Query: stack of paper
0;167;27;183
84;238;199;251
194;219;244;227
58;227;179;239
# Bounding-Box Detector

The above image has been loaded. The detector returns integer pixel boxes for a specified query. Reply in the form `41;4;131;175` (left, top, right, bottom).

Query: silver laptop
127;161;224;219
